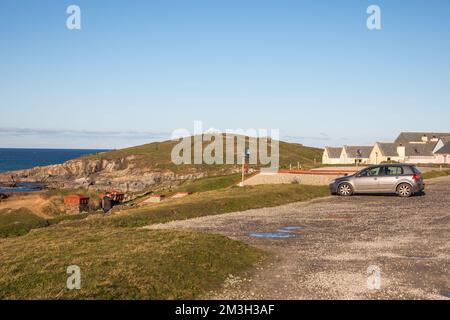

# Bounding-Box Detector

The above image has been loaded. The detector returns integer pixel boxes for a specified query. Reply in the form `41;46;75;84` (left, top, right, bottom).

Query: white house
369;142;437;164
339;146;372;164
322;147;343;164
324;132;450;166
369;142;402;164
434;141;450;164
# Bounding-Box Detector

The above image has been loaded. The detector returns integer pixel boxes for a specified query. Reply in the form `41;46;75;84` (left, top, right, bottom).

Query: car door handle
373;178;377;180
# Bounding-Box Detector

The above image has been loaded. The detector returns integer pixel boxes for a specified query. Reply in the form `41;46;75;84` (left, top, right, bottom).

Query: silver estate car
329;164;425;197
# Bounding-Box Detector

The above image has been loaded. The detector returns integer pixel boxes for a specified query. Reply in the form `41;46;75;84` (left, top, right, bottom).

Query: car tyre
397;183;412;197
338;183;353;196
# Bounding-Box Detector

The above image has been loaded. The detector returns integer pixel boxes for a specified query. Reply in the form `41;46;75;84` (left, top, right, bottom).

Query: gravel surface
146;176;450;300
244;172;338;186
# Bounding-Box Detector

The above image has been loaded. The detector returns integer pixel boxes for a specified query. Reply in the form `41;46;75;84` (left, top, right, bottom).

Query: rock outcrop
0;156;212;192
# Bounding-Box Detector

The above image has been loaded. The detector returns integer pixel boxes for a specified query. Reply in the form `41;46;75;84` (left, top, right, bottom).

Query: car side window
385;166;403;176
367;167;381;176
358;167;381;177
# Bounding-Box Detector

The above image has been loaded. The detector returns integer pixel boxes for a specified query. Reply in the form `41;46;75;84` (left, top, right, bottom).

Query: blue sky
1;0;449;148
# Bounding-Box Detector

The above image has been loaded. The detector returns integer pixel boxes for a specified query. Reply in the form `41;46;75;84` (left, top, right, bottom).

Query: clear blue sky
1;0;449;148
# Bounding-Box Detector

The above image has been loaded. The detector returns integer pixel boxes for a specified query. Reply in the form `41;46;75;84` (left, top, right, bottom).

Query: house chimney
397;144;406;160
421;134;428;142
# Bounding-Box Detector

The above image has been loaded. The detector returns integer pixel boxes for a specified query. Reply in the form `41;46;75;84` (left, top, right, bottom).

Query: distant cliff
0;136;323;192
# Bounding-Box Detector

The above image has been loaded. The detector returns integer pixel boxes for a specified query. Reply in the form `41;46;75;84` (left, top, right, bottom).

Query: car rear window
385;166;403;175
411;166;422;174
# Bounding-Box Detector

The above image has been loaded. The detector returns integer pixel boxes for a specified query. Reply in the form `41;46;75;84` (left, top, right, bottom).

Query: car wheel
338;183;353;196
397;183;412;197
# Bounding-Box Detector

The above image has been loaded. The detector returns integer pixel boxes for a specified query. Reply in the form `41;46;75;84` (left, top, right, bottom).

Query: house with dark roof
395;132;450;144
432;136;450;153
434;141;450;164
369;142;401;164
322;147;343;164
323;132;450;166
369;142;437;164
339;146;372;164
405;143;436;163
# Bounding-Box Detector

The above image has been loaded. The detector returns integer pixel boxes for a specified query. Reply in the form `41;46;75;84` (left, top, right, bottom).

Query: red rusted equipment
64;194;90;214
64;194;90;205
100;191;125;203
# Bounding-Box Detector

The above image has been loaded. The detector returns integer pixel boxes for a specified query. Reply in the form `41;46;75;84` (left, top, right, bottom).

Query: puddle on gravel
277;226;304;233
249;226;303;239
249;232;297;239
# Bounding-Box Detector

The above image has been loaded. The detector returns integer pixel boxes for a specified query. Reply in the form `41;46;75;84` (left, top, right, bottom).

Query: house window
387;157;391;161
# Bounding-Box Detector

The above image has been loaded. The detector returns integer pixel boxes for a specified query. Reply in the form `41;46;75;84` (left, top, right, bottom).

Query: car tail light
412;173;421;182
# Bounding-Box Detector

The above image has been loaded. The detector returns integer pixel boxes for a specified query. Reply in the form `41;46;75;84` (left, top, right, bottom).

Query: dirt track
147;176;450;300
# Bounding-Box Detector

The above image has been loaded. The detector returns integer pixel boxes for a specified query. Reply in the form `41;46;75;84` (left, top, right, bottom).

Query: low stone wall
244;172;342;186
65;204;89;214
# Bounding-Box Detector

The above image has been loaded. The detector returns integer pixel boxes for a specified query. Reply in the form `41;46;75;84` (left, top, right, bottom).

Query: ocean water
0;148;107;192
0;148;107;173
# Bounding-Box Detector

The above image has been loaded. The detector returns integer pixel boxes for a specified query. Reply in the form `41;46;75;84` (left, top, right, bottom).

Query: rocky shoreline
0;156;223;192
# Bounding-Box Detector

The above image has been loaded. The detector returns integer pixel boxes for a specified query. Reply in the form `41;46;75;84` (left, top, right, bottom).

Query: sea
0;148;107;193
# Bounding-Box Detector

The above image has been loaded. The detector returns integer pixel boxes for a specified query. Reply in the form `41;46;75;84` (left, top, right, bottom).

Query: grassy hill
82;134;323;172
0;183;329;299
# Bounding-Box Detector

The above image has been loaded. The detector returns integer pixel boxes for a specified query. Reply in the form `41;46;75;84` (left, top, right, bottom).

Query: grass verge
0;226;264;299
171;173;242;194
97;184;329;228
422;170;450;179
0;182;328;299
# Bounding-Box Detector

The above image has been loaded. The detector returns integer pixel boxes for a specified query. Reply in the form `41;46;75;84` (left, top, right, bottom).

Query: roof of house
343;146;372;158
439;136;450;144
377;143;399;157
435;142;450;155
377;142;435;157
324;147;342;159
395;132;450;143
405;143;435;157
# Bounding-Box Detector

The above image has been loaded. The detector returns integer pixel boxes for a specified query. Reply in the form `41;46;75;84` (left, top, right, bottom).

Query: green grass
422;169;450;179
92;184;329;229
0;180;329;299
0;208;49;238
81;134;323;173
0;208;88;238
170;173;242;194
47;213;89;226
0;227;264;299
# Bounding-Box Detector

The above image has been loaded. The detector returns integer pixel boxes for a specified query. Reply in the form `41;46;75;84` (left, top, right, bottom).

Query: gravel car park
148;175;450;299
